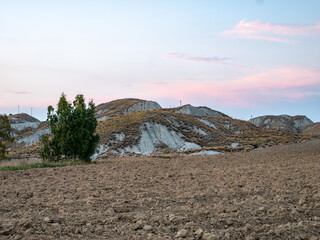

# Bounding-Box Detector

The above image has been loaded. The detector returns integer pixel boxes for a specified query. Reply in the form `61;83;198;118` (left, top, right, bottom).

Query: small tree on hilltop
40;93;100;162
0;114;14;160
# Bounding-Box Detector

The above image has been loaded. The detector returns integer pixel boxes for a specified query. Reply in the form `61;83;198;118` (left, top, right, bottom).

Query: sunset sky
1;0;320;122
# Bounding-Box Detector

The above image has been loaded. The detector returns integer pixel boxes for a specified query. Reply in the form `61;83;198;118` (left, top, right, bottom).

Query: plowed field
1;140;320;239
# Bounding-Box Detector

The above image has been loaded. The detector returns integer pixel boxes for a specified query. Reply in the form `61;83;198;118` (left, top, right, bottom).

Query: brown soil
301;122;320;136
1;140;320;239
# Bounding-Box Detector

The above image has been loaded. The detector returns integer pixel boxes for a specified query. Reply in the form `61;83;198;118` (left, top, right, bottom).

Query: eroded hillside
249;114;313;133
7;99;318;159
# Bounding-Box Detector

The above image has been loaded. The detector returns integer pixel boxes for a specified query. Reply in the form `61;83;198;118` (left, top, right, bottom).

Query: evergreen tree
40;93;100;162
0;114;14;160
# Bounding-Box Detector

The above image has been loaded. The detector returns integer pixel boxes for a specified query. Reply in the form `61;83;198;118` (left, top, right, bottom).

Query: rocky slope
8;114;49;156
249;114;313;133
173;104;227;117
8;113;41;133
93;109;310;159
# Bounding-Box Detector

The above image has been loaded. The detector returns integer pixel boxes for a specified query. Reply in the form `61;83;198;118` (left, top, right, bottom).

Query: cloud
142;67;320;107
7;91;31;95
166;53;246;68
223;20;320;43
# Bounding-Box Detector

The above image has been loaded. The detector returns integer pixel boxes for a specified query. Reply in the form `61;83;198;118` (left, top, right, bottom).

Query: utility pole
18;105;20;114
180;100;182;107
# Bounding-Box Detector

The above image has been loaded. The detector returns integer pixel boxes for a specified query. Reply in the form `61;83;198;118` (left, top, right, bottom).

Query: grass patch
0;160;88;172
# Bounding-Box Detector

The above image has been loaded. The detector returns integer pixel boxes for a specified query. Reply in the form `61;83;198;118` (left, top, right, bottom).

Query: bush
0;114;14;160
40;93;100;162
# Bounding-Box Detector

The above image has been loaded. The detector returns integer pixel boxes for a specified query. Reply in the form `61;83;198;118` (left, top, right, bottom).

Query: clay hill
249;114;313;133
7;113;47;148
8;113;41;133
8;113;40;124
173;104;227;117
95;98;161;121
7;99;319;159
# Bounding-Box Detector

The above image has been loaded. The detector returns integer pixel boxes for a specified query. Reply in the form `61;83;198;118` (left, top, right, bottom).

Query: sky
0;0;320;122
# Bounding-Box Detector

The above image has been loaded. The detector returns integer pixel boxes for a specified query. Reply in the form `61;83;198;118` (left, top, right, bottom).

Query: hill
8;113;41;132
93;109;310;158
7;113;42;139
249;114;313;133
95;98;161;121
8;113;40;124
172;104;227;117
7;100;316;159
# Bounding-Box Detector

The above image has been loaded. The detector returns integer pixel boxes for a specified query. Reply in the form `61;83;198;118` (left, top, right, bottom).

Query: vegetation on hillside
40;93;100;162
0;160;88;172
0;114;14;160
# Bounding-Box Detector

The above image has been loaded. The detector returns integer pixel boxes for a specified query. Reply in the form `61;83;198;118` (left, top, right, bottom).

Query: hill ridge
7;98;318;159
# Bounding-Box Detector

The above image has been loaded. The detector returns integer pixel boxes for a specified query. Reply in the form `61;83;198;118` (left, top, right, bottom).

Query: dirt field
1;140;320;239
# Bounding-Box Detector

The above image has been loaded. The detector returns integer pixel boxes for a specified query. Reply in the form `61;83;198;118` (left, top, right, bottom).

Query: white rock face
96;108;109;115
175;105;223;117
11;122;41;131
193;126;207;136
17;128;50;146
124;100;161;114
264;118;272;124
115;133;125;141
294;117;313;129
124;122;200;155
230;142;239;148
280;114;290;120
249;115;313;132
249;117;263;127
91;144;110;160
198;119;218;129
97;115;109;121
191;150;220;155
198;107;223;116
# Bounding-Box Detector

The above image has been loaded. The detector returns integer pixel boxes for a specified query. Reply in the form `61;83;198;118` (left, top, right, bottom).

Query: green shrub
0;114;14;160
40;93;100;162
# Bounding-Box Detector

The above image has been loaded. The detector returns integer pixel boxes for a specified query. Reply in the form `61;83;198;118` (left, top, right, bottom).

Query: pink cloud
223;20;320;43
166;53;246;68
142;67;320;107
6;90;31;95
